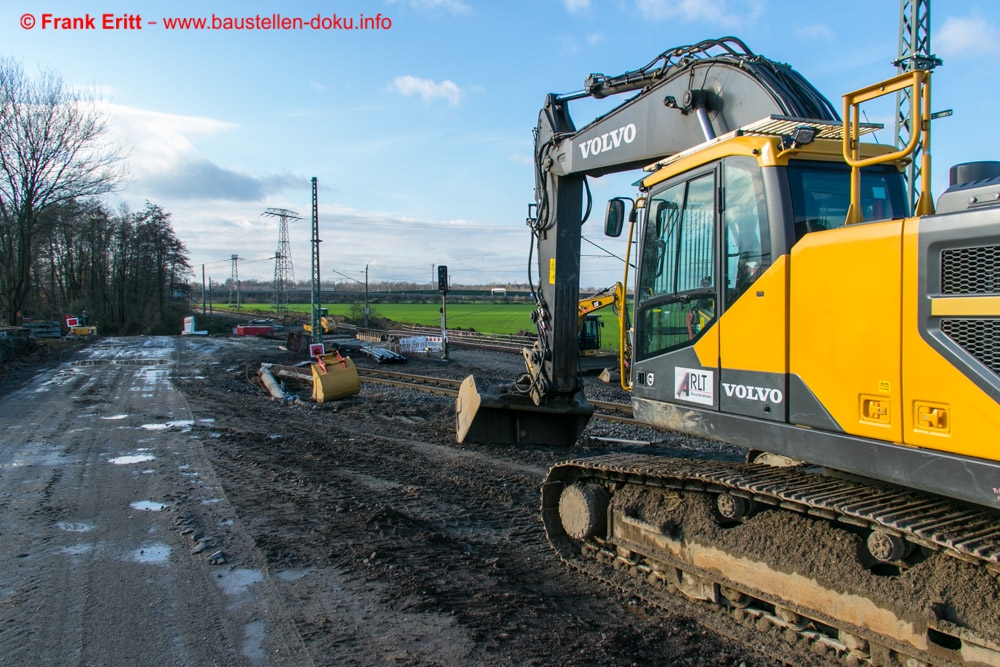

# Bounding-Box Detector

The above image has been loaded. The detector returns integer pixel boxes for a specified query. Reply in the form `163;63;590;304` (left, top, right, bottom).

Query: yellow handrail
842;70;933;224
619;205;637;392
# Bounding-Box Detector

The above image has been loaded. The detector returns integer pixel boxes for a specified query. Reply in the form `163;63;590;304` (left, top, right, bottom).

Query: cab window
723;156;770;306
636;171;716;360
788;161;908;241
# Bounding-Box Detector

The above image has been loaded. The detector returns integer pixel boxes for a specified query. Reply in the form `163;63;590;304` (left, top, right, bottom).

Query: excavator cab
578;314;602;353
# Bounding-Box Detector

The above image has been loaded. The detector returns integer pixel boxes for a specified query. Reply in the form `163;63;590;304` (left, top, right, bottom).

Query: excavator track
541;454;1000;666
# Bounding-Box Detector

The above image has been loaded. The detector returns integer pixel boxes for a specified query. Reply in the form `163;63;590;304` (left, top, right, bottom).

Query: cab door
632;166;720;409
717;156;787;422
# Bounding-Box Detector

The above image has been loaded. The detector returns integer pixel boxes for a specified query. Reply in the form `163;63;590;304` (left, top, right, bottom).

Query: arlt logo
674;367;714;406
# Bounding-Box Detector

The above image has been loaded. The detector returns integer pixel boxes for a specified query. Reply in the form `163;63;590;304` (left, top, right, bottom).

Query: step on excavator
456;37;1000;665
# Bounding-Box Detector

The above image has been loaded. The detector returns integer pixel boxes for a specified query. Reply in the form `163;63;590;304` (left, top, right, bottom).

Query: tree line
29;200;191;334
0;57;192;334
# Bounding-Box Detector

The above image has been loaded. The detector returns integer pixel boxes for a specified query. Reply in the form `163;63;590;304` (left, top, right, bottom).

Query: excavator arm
457;37;839;445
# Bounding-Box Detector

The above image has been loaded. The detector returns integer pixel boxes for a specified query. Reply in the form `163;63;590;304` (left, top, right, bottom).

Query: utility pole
364;264;369;329
202;264;206;314
262;208;302;317
309;177;322;346
895;0;941;211
228;254;241;308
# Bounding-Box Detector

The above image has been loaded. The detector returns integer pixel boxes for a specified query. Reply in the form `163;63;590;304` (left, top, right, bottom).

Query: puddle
131;543;171;565
56;522;94;532
73;359;171;367
109;454;156;465
60;544;94;556
130;500;168;512
101;414;129;421
141;469;155;475
140;420;194;432
242;620;266;663
276;567;313;582
200;498;221;505
215;568;263;596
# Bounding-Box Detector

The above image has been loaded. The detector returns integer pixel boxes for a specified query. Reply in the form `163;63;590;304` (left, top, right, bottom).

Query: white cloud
635;0;763;27
937;14;999;60
564;0;591;13
391;75;464;106
586;31;605;46
100;103;303;204
102;103;234;175
794;24;835;43
309;81;326;93
388;0;471;15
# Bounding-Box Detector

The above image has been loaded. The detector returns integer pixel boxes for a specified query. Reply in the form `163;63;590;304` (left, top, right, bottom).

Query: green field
233;301;623;350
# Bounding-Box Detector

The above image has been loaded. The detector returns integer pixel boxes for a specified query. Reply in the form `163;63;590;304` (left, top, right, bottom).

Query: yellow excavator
456;37;1000;665
577;282;630;374
302;307;338;335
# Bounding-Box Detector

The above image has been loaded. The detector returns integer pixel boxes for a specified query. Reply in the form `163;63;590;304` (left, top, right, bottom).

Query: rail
356;368;634;423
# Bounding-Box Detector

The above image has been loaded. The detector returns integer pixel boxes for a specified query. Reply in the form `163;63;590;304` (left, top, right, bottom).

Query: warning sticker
674;367;714;406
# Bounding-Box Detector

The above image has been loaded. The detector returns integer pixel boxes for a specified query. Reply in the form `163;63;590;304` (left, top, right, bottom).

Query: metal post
895;0;940;211
202;264;206;314
310;177;322;346
440;292;448;360
364;265;369;329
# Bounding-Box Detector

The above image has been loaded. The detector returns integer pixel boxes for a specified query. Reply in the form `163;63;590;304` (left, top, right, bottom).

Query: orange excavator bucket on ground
310;352;360;403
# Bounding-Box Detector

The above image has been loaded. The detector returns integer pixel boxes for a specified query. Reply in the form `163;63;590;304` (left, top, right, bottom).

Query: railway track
356;368;636;423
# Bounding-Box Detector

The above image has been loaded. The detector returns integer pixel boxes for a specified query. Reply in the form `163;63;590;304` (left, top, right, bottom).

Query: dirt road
0;337;307;665
0;335;786;666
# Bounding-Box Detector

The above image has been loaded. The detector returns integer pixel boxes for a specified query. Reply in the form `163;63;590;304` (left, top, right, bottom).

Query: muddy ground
4;327;996;665
163;334;801;667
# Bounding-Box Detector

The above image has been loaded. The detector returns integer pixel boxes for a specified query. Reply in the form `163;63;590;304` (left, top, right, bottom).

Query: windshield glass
787;161;908;241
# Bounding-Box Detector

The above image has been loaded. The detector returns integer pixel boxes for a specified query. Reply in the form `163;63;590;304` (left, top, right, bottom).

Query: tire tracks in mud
181;356;782;667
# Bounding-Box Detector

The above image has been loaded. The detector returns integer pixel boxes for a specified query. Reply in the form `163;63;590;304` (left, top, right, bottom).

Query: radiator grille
941;245;1000;294
941;319;1000;376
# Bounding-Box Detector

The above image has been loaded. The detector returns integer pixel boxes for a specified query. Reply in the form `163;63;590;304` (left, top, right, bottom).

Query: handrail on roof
842;70;933;224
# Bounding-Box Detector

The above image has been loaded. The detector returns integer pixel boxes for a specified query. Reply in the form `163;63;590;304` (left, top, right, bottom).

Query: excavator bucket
456;375;593;446
310;354;360;403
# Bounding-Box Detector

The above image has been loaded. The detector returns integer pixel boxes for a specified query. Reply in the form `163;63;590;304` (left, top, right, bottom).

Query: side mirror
605;199;625;238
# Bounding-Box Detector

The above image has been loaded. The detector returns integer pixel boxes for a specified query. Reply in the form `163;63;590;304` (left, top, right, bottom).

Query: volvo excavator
456;38;1000;666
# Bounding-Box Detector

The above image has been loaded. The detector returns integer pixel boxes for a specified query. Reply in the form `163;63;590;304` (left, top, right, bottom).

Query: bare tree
0;57;125;325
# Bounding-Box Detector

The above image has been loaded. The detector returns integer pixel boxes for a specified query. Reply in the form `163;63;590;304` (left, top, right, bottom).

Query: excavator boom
457;37;839;445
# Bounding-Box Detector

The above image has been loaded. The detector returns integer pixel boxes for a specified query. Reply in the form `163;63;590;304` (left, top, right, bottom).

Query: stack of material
361;345;407;364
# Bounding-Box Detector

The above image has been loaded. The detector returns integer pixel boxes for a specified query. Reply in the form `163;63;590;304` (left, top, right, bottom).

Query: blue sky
4;1;999;288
